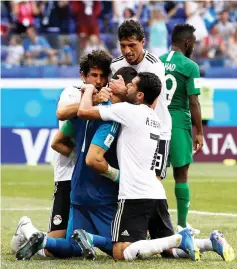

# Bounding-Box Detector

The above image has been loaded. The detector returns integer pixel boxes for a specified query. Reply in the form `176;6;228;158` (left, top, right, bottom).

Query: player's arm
86;121;120;183
51;120;75;157
77;84;102;119
57;86;105;120
187;64;204;154
57;87;81;120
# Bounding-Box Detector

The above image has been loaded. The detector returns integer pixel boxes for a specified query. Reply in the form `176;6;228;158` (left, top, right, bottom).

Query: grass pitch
1;163;237;269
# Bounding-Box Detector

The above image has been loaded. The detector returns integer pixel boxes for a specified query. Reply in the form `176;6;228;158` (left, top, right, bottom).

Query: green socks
175;183;190;227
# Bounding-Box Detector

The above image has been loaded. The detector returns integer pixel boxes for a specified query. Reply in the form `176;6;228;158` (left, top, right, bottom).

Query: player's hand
98;87;113;103
93;87;112;105
193;133;204;154
81;84;97;94
109;75;127;96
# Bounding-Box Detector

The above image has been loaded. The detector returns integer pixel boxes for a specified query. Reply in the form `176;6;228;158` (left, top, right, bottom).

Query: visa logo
12;128;58;165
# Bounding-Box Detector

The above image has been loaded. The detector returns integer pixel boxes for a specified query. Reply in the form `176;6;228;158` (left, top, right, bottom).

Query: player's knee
173;165;189;182
113;243;124;260
47;230;66;239
113;242;129;260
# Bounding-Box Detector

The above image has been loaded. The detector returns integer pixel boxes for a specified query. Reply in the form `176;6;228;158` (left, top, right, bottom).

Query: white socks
20;222;39;240
124;234;182;261
195;239;213;252
124;237;213;260
172;239;213;258
37;249;46;257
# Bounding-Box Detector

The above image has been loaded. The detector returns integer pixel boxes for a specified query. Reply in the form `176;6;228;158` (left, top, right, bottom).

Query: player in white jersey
46;50;114;238
10;50;113;254
48;85;81;238
111;19;171;179
77;72;199;262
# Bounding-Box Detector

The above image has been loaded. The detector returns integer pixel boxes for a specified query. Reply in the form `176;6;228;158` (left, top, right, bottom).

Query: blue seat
1;66;41;78
59;66;79;78
204;67;237;78
40;66;60;78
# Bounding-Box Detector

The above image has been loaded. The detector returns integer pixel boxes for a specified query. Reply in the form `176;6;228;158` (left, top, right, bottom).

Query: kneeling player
75;72;235;262
13;67;138;260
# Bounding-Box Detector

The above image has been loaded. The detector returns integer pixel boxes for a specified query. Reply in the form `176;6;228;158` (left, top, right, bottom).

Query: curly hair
172;24;196;44
118;20;145;41
79;50;112;76
137;72;162;105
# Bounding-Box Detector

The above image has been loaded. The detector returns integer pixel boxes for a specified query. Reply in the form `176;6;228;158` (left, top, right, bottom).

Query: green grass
1;163;237;269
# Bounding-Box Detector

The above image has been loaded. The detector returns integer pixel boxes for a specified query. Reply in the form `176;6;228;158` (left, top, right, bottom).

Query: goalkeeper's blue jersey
70;101;120;206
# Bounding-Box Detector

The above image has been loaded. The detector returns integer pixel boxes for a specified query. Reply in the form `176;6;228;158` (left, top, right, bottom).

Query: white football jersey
99;102;167;200
111;50;171;140
54;86;81;182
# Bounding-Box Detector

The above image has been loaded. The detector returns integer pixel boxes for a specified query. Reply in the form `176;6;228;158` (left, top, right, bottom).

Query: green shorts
169;127;193;168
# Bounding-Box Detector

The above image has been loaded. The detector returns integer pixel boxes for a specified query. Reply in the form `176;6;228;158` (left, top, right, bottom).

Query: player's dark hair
112;67;137;85
171;24;196;44
137;72;161;105
118;20;145;41
80;50;112;77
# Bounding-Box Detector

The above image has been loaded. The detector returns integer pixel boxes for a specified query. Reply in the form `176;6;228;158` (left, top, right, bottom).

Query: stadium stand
1;0;237;78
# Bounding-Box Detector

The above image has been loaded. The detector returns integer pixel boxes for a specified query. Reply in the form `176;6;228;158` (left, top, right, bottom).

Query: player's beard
185;47;194;58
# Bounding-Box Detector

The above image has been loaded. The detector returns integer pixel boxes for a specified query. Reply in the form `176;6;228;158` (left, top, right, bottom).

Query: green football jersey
160;51;200;129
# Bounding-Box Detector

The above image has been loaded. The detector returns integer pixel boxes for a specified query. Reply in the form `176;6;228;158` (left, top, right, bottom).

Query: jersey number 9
165;74;177;105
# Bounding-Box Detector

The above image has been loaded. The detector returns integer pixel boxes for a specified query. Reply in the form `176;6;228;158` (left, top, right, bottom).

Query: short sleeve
58;87;81;107
60;120;75;138
186;63;201;96
98;102;133;126
91;121;120;151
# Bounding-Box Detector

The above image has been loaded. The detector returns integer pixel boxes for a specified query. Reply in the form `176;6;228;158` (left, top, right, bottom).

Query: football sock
124;234;182;260
37;249;46;257
195;239;213;252
20;222;39;240
172;239;213;258
175;182;190;227
45;237;82;258
87;233;113;256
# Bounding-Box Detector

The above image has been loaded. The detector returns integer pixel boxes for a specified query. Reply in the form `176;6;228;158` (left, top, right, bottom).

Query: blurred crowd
1;0;237;68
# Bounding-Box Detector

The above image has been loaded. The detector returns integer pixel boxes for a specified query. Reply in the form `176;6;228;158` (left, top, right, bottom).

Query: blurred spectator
165;1;186;34
123;8;137;21
5;35;24;66
201;0;217;32
39;1;69;48
165;1;186;21
23;25;57;66
212;0;229;15
83;35;108;56
148;8;168;57
185;1;208;42
199;24;225;64
217;10;235;42
58;36;72;66
71;1;101;51
11;0;40;34
229;1;237;22
227;30;237;66
112;0;138;26
1;2;13;40
148;0;166;14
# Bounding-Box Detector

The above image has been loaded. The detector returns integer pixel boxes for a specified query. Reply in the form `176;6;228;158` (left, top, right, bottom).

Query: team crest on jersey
53;215;62;225
104;134;114;148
